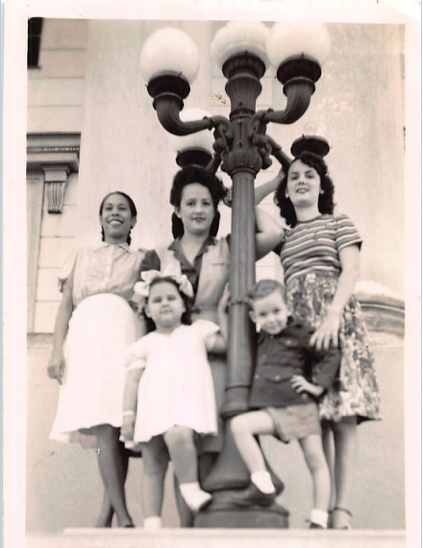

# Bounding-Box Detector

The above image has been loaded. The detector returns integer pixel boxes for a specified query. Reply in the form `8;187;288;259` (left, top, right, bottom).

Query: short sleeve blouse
141;236;230;296
279;214;362;284
58;242;144;307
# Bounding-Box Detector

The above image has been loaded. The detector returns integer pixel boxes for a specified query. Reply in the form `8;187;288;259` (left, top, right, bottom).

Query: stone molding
27;133;80;213
357;292;405;338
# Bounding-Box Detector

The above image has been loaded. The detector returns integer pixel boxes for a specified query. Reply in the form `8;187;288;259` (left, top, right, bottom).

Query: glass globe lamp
267;22;330;68
211;21;270;70
139;27;200;84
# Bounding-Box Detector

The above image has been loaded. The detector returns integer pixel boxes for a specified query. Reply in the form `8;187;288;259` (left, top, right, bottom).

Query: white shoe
143;516;162;530
179;484;212;512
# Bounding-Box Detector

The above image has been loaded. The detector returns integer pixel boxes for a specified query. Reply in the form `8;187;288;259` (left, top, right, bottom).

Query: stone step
26;528;406;548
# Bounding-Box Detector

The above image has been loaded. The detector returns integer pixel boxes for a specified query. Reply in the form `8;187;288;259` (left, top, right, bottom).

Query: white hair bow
134;268;194;299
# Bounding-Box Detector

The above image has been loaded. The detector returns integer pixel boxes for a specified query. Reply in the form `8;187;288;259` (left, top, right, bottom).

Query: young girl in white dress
120;272;228;529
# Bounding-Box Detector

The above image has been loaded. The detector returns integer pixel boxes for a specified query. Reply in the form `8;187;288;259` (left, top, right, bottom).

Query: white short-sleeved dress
50;242;144;445
124;320;219;443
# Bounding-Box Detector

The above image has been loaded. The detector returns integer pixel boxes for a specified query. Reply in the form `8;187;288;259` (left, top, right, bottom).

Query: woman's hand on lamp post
254;167;285;205
222;186;233;208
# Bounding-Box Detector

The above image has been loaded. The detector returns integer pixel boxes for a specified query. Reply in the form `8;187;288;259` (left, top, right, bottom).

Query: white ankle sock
179;482;212;512
251;472;275;494
310;509;328;528
143;516;162;530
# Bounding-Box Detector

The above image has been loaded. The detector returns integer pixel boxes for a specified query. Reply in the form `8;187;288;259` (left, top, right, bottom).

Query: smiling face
250;290;289;335
175;183;215;236
146;281;185;331
286;159;321;212
100;193;136;244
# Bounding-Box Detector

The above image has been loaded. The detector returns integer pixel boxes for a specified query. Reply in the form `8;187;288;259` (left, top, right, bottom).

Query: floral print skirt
286;271;382;423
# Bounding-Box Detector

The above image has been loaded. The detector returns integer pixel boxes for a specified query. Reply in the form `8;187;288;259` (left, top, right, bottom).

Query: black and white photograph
3;1;421;547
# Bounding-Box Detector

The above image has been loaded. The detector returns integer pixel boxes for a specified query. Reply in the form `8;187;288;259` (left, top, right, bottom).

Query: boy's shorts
266;402;321;443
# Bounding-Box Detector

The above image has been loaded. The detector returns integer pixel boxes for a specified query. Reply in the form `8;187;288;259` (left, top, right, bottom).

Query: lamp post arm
154;94;213;135
249;77;316;134
265;80;314;124
265;135;292;172
205;153;222;175
153;94;233;142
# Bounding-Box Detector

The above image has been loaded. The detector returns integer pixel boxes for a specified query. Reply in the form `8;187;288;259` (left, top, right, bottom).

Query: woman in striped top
258;151;381;529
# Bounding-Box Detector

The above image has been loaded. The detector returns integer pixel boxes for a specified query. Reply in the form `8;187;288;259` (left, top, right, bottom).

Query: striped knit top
278;214;362;285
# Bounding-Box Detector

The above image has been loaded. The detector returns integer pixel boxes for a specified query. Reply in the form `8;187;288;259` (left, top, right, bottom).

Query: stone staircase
26;528;406;548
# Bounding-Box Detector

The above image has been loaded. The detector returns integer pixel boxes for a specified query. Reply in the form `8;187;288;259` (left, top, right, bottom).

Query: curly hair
247;279;287;308
169;165;226;238
99;191;137;245
143;276;192;332
274;151;335;228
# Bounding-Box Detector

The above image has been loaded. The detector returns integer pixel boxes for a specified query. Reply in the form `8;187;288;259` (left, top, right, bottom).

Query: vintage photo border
2;0;421;546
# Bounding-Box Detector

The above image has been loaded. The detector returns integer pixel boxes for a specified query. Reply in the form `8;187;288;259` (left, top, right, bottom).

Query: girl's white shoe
143;516;162;530
179;482;212;512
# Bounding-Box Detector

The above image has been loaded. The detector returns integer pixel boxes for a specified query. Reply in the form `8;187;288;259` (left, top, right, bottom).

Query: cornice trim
26;133;81;214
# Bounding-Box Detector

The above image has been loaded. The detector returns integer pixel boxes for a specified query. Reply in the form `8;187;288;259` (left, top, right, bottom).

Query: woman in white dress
48;191;144;528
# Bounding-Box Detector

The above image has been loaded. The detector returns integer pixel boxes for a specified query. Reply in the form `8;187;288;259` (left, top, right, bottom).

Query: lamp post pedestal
194;500;289;529
195;423;289;528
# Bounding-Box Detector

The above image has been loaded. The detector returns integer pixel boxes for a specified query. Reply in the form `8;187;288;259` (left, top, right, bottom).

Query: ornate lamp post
140;21;330;528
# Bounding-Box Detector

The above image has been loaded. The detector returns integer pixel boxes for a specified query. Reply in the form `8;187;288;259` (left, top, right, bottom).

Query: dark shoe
227;483;276;508
332;506;353;529
309;522;325;529
327;509;334;529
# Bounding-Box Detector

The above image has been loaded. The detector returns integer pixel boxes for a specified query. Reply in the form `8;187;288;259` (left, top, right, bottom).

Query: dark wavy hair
99;191;138;245
274;152;335;228
169;165;226;238
143;276;192;333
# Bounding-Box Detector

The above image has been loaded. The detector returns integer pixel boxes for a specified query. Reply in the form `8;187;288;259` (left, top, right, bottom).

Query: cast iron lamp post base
194;501;289;529
196;423;288;528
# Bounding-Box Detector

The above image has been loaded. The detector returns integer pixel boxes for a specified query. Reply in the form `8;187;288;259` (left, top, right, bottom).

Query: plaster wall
27;19;89;331
27;19;88;133
32;173;78;332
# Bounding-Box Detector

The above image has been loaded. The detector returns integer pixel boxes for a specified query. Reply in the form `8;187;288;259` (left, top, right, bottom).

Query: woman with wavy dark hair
256;150;381;529
138;164;285;528
274;152;335;227
169;165;227;238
